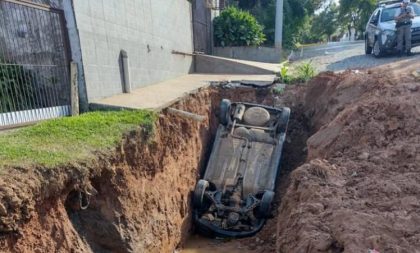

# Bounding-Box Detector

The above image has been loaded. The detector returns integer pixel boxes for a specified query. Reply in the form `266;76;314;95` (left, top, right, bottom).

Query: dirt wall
0;89;213;253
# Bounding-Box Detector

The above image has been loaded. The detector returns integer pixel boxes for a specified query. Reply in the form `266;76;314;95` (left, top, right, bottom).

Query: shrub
214;6;266;47
277;61;316;84
296;61;316;82
279;64;291;84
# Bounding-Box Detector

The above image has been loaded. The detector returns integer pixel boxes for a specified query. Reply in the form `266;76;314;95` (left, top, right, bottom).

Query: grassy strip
0;110;156;168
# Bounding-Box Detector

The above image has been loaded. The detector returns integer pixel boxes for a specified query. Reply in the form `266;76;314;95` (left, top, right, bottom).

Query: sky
316;0;340;14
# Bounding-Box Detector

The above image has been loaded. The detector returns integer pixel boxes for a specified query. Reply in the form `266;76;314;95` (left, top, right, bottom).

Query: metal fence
192;0;213;54
0;0;71;127
192;0;226;54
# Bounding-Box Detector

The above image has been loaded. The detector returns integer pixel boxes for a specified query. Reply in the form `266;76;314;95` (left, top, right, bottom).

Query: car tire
365;37;372;55
276;108;291;134
373;39;383;58
259;190;275;217
243;107;271;126
193;179;209;209
219;99;231;126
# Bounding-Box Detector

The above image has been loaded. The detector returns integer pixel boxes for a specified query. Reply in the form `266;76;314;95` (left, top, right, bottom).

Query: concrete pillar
63;0;88;112
275;0;283;48
120;50;131;93
70;62;79;116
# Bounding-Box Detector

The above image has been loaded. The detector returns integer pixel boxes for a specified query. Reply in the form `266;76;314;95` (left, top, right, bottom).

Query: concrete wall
213;46;282;63
72;0;194;101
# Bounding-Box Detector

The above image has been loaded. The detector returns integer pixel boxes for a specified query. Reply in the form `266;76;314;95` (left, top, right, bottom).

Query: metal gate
192;0;214;54
0;0;71;128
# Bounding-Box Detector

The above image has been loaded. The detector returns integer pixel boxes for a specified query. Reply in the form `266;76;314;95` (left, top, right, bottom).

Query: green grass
0;110;157;168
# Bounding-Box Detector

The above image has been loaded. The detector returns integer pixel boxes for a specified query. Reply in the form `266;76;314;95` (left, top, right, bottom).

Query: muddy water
181;235;254;253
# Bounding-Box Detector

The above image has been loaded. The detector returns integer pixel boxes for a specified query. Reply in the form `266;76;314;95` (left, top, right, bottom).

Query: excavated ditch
0;85;308;253
1;65;419;253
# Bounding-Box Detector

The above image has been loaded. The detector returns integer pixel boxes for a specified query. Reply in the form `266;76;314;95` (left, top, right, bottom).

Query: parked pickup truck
193;99;290;238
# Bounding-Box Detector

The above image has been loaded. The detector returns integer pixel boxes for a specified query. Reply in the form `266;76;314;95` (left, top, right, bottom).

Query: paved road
294;41;420;72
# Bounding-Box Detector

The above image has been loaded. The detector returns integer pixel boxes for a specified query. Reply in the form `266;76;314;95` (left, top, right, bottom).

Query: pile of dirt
257;68;419;253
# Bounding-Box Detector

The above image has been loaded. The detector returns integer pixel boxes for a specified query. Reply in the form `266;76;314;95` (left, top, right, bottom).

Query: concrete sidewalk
91;74;276;111
195;55;281;74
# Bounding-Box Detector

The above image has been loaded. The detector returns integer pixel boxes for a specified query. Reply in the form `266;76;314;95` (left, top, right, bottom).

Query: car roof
379;2;418;9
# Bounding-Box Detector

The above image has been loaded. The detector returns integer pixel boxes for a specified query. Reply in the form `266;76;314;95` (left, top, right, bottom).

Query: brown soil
0;59;419;253
259;65;420;253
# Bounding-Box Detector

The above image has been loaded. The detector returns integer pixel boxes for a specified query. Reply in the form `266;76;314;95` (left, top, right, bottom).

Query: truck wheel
259;190;275;217
365;37;372;55
373;39;383;58
219;99;231;126
193;180;209;209
276;108;291;134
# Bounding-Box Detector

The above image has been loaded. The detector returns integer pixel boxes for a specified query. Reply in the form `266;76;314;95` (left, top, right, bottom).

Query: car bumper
380;28;420;51
194;212;265;238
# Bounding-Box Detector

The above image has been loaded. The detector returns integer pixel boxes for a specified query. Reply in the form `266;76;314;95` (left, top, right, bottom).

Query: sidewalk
91;74;276;111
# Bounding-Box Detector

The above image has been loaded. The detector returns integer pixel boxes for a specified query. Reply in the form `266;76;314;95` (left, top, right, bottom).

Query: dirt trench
0;62;419;253
0;85;306;253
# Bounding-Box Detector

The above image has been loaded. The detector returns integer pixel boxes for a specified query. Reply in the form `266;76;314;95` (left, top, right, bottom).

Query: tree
311;3;339;41
227;0;325;48
339;0;376;38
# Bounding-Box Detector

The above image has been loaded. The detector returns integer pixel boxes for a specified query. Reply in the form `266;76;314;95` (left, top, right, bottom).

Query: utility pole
275;0;283;48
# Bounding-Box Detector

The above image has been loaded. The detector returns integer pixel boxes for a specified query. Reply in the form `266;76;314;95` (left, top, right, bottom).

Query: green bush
214;6;266;47
296;61;316;82
277;61;316;84
279;64;291;84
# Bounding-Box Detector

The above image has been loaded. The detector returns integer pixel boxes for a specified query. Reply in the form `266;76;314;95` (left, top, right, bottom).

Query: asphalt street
294;41;420;72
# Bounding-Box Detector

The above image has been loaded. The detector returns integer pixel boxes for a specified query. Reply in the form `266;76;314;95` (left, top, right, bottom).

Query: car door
367;9;380;46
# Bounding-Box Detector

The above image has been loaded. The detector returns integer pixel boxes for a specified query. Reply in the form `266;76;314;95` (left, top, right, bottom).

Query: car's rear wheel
373;39;383;58
259;190;275;217
365;36;372;55
219;99;231;126
193;179;209;209
276;108;291;134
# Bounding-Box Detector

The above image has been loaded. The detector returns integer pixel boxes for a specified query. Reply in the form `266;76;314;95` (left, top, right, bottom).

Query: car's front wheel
373;39;383;58
219;99;231;126
258;190;275;217
365;36;372;55
193;180;209;209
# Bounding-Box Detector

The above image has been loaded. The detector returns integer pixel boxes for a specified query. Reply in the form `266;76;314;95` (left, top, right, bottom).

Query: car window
370;9;380;24
381;4;420;22
371;10;381;25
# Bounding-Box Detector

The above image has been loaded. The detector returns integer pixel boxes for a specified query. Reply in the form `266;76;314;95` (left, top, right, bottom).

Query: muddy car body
193;99;290;238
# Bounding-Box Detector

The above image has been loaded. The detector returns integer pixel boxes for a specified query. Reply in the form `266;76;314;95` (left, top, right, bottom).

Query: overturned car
193;99;290;238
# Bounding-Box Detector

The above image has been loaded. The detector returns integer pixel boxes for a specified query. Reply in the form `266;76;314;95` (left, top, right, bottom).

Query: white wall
72;0;194;101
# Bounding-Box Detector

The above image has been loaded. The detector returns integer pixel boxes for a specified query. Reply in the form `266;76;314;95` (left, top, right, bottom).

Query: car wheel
259;190;275;217
243;107;270;126
373;39;383;58
193;179;209;209
276;108;291;134
365;37;372;55
219;99;231;126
